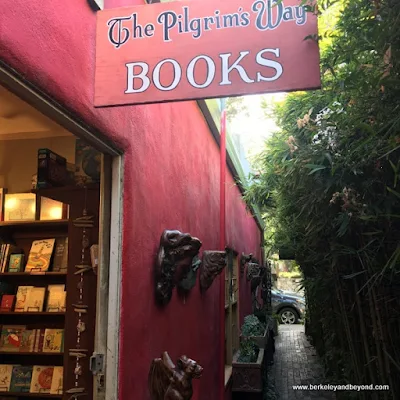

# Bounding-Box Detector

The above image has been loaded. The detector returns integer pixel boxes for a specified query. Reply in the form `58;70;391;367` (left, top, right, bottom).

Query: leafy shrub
241;314;266;337
238;339;258;363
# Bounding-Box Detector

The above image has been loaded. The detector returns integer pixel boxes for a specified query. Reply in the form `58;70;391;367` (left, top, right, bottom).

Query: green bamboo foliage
243;0;400;398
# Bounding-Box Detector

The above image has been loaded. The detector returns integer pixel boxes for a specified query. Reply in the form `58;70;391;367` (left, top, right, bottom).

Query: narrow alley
270;325;335;400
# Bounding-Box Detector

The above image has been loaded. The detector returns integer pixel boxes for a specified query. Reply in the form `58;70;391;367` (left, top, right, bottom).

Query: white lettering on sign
125;48;283;93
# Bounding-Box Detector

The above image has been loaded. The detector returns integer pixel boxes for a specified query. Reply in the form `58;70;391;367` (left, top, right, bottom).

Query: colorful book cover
0;294;15;311
50;366;63;395
9;366;33;392
0;325;25;352
0;364;13;392
19;330;36;352
25;287;46;312
29;366;54;394
42;329;64;353
25;239;55;272
14;286;33;311
8;254;24;273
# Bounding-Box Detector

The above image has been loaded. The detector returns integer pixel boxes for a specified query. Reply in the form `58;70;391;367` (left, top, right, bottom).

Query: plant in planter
232;339;264;393
240;314;268;348
238;338;258;363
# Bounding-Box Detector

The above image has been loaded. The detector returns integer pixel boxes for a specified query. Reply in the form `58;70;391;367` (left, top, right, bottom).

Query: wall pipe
219;100;227;399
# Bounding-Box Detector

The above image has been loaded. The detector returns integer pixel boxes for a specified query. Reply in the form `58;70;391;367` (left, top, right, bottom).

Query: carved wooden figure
240;253;253;274
200;250;227;291
148;351;203;400
246;262;260;281
155;230;202;305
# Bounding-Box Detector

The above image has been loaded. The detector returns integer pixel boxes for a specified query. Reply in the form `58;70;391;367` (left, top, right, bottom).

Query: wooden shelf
0;312;65;316
0;351;63;356
33;184;99;204
0;220;68;228
0;393;63;398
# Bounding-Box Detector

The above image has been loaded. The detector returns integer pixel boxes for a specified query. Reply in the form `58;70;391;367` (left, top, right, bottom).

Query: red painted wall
0;1;262;399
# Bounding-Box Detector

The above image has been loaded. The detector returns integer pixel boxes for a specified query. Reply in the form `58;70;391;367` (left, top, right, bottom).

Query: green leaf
387;186;400;200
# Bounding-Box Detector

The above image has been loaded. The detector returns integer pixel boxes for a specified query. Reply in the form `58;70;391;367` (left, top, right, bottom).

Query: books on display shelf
0;364;63;394
0;326;64;353
0;284;66;313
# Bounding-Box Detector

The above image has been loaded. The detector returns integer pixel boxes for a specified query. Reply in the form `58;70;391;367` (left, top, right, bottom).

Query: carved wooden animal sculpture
200;250;227;291
148;352;203;400
155;230;202;305
240;253;253;274
246;262;260;281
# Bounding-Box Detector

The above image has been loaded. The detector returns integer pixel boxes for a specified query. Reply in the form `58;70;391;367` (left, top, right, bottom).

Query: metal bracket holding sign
88;0;104;11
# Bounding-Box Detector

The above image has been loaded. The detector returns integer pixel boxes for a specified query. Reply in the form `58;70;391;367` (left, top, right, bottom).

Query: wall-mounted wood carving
246;262;260;281
178;255;202;291
240;253;253;274
148;351;203;400
200;250;227;291
155;230;202;305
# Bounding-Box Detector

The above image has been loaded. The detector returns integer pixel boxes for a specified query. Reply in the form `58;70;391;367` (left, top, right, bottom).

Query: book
0;364;13;392
52;237;68;272
50;366;63;395
46;290;66;312
0;244;20;273
0;294;15;311
7;254;24;273
42;329;64;353
30;366;54;394
14;286;33;311
19;329;36;352
33;329;45;353
25;287;46;312
10;366;33;392
47;284;65;292
25;239;55;272
0;326;25;352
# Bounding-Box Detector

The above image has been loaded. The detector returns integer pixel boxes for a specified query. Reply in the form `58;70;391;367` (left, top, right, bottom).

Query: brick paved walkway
269;325;335;400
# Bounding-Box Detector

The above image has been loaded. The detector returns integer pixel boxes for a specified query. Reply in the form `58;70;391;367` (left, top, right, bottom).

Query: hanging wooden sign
94;0;320;107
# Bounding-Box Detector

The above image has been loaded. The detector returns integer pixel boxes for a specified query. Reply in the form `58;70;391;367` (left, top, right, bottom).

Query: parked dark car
271;288;305;324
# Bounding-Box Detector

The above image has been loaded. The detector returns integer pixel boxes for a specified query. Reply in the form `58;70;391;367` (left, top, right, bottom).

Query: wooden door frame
0;61;124;400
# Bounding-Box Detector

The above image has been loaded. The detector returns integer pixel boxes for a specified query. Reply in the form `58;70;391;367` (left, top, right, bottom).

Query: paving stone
268;325;336;400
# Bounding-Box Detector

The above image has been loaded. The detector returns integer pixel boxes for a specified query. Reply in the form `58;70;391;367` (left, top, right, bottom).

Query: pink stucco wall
0;1;262;399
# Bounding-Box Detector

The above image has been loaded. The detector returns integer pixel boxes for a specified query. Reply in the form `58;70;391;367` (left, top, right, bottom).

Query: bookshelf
0;185;100;400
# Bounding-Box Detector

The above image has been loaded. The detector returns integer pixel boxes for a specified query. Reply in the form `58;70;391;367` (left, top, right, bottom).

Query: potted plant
232;339;264;393
240;314;268;348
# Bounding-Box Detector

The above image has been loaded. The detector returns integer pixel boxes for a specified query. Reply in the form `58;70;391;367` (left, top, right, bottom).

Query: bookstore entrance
0;77;122;400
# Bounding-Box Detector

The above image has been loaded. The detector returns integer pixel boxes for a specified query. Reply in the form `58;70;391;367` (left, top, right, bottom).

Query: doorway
0;63;122;400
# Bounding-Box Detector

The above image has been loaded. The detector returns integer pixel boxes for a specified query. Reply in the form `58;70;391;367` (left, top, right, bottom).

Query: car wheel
279;308;298;324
